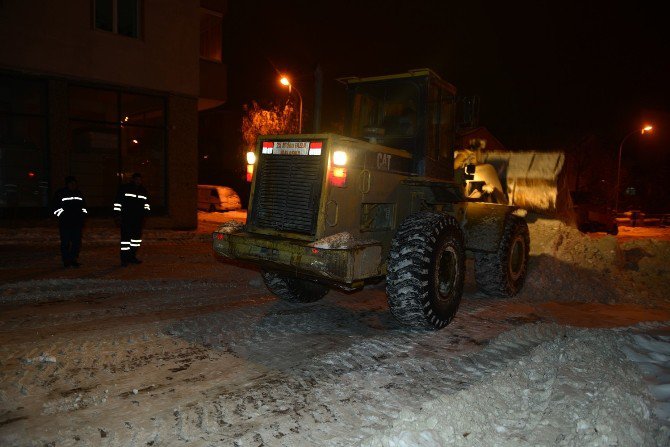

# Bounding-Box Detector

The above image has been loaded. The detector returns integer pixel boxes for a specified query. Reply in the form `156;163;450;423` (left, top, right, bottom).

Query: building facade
0;0;227;228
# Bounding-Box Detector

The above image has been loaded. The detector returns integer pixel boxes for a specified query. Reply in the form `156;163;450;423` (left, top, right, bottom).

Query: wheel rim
435;245;458;301
508;235;525;281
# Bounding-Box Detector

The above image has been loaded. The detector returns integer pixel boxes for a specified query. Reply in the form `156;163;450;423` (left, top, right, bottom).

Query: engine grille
250;154;324;235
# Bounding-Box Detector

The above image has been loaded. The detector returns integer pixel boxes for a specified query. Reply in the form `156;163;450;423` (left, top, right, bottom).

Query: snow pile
308;232;378;249
214;219;245;234
622;327;670;425
521;219;670;303
361;327;667;447
197;209;247;223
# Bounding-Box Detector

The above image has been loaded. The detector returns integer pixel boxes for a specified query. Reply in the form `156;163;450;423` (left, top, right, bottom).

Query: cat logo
377;153;391;171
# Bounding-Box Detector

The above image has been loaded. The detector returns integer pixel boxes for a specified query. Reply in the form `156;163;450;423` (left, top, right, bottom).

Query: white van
197;185;242;212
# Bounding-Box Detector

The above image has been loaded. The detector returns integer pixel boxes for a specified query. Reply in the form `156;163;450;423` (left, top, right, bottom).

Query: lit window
94;0;141;39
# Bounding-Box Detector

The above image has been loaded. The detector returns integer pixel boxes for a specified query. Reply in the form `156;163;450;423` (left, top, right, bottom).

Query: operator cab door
424;78;457;180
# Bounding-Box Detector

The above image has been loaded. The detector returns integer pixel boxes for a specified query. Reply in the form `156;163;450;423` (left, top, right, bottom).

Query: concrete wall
166;94;198;229
199;59;228;108
0;0;199;97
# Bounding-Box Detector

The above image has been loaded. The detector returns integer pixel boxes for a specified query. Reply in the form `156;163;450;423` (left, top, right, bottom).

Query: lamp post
280;75;302;133
614;125;653;213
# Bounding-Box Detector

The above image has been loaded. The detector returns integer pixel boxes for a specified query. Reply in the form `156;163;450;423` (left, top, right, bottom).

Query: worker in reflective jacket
52;176;87;267
114;173;150;266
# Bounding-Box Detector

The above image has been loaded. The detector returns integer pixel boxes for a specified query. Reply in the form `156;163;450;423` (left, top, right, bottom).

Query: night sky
223;1;669;170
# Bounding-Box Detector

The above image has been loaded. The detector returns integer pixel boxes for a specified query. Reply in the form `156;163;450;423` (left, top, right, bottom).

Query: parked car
571;191;618;235
197;185;242;212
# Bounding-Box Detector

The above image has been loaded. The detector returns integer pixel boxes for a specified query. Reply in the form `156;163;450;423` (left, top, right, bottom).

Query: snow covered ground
0;216;669;446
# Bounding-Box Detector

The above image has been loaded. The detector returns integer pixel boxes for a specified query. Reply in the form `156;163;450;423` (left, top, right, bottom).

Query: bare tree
241;101;297;151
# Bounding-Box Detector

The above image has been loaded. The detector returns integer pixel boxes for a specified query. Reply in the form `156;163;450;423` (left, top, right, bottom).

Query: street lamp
614;125;653;213
279;75;302;133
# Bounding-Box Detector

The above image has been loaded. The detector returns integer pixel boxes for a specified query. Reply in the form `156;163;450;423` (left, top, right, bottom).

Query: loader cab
342;69;457;180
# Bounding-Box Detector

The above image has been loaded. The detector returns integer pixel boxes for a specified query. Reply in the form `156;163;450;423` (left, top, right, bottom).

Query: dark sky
223;0;669;151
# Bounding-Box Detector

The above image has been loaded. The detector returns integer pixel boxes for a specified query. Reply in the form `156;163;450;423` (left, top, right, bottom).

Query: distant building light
131;139;139;144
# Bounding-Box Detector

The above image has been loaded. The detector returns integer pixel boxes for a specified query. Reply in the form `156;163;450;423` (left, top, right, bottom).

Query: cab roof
337;68;457;95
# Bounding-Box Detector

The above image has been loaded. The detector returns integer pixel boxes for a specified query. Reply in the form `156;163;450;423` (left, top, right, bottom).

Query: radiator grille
251;155;324;235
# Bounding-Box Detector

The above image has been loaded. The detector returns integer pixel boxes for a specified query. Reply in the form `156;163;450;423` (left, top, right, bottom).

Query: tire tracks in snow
154;294;571;445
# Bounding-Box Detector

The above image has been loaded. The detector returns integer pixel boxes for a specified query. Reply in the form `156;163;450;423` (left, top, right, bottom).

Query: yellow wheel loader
214;69;531;329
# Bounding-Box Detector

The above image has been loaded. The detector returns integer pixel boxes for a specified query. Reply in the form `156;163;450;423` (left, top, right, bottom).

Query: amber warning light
246;164;254;182
329;166;347;187
246;150;256;182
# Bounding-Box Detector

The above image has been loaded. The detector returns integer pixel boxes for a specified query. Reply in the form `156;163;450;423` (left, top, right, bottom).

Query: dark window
95;0;113;32
69;122;119;207
94;0;141;38
68;85;166;211
118;0;139;38
121;93;165;127
0;77;47;115
348;81;420;153
120;126;165;207
200;9;223;62
69;86;118;122
427;85;439;159
0;76;48;210
439;95;456;159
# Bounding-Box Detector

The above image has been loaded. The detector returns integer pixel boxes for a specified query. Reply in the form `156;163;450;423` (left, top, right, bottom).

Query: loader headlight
246;151;257;165
333;151;348;166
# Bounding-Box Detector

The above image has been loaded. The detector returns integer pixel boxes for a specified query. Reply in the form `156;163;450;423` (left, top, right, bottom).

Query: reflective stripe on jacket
114;184;150;219
52;188;87;225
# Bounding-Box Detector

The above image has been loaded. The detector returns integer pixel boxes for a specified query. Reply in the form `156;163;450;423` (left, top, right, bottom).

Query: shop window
69;122;119;207
68;85;166;211
200;9;223;62
0;76;48;211
94;0;141;38
121;93;165;127
120;126;165;207
69;86;118;123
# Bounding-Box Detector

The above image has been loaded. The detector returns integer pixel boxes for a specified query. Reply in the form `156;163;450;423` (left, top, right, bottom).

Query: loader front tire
261;271;329;303
386;211;465;329
474;215;529;297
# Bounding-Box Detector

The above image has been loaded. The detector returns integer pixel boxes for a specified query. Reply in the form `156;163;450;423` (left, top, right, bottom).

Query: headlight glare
333;151;347;166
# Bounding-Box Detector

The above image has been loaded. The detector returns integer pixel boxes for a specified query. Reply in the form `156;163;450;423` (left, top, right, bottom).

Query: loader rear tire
386;211;465;329
261;271;329;303
474;215;529;297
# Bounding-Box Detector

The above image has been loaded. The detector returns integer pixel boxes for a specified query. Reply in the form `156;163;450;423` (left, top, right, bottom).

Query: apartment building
0;0;227;228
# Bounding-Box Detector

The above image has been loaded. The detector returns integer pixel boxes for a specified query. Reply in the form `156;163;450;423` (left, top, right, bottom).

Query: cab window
348;81;420;152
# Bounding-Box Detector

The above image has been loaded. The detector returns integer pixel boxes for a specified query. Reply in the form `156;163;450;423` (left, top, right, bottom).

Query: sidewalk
0;210;247;245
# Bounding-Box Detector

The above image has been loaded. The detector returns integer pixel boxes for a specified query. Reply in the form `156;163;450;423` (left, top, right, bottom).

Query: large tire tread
386;211;465;329
474;215;530;297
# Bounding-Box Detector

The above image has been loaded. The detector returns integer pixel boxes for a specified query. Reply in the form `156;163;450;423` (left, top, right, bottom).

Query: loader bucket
477;151;571;214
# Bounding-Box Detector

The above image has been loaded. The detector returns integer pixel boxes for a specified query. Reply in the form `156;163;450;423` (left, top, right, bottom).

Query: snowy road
1;220;669;446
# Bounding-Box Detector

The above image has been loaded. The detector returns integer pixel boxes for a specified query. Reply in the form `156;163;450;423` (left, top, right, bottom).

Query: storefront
0;72;197;228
